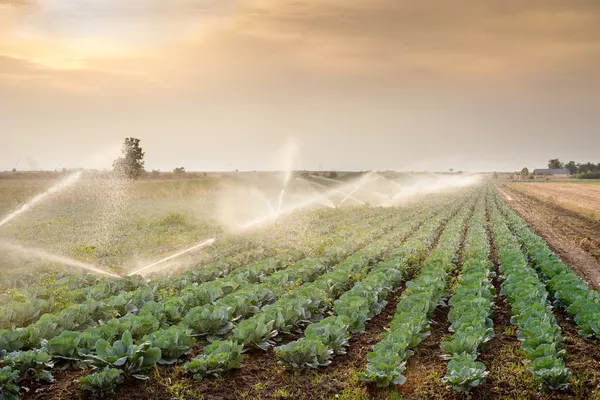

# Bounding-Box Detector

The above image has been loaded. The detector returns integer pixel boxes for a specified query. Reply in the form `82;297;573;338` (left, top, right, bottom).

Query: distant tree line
548;159;600;178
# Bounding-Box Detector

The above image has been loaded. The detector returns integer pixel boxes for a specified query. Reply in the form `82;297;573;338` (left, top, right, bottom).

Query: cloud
0;0;247;75
1;0;599;95
205;0;600;88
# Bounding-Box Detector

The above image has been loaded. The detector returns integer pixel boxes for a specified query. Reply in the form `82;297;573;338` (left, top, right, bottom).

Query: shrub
80;367;124;394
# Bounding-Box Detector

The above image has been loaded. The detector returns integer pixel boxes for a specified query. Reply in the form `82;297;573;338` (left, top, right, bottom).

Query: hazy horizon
1;0;599;172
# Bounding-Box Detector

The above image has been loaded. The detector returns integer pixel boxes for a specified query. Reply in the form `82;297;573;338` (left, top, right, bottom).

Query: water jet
127;237;216;276
0;239;120;278
0;171;83;228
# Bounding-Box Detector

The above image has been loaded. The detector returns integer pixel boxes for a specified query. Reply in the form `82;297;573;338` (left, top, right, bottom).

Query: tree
578;162;597;174
113;138;145;179
11;168;16;173
548;159;564;169
565;161;578;175
173;167;185;174
520;167;529;179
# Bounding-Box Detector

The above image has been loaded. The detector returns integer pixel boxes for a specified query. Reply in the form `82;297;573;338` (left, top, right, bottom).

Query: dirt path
501;185;600;291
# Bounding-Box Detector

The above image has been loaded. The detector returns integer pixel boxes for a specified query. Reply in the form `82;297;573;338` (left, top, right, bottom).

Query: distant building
533;169;570;176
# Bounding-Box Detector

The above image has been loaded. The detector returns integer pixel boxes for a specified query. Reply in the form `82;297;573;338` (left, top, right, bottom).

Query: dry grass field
509;182;600;221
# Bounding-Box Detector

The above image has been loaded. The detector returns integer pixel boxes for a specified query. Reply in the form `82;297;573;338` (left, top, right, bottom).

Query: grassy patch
486;345;539;397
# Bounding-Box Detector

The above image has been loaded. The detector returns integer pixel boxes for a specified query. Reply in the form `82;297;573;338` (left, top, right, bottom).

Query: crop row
175;204;428;343
0;192;480;397
358;192;477;386
0;208;400;355
0;202;440;397
488;190;570;390
182;197;458;379
493;192;600;343
441;195;494;392
93;204;417;340
0;209;420;398
0;207;397;340
0;206;379;329
273;193;469;370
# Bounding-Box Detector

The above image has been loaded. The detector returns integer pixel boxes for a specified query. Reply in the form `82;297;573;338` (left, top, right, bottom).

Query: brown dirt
510;183;600;221
395;300;455;399
21;370;88;400
501;185;600;291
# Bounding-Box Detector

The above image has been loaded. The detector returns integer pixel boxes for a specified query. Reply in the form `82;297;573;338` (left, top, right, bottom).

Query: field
1;173;600;400
501;184;600;291
508;182;600;221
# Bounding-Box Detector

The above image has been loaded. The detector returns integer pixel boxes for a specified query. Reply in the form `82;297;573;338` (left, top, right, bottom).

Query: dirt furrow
501;185;600;290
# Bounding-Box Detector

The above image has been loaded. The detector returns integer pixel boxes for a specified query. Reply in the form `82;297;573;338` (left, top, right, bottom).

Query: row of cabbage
441;195;494;392
0;207;422;397
272;193;467;370
358;193;477;386
488;191;570;390
0;207;369;329
0;249;272;330
0;208;393;353
182;199;451;380
494;192;600;344
81;206;409;346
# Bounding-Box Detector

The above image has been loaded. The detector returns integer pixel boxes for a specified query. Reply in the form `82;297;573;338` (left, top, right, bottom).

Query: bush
143;326;195;365
2;349;54;382
576;173;600;179
0;366;21;400
82;331;161;380
80;367;124;394
183;340;244;380
158;212;188;226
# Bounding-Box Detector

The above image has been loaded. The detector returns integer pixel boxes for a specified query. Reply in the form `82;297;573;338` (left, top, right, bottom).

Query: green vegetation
441;196;494;392
80;367;124;394
547;158;600;177
359;194;474;386
2;178;600;399
496;193;600;342
489;191;570;390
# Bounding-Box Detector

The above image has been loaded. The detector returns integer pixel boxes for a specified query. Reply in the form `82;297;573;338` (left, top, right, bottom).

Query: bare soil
501;185;600;290
510;182;600;221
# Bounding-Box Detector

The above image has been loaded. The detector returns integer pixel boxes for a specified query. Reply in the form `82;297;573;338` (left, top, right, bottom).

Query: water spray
295;177;356;207
127;237;216;276
0;171;83;228
0;240;120;278
310;174;383;204
337;184;363;207
276;188;286;223
389;174;482;203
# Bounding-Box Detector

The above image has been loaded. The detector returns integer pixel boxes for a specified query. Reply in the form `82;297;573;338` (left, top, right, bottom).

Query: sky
1;0;599;172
